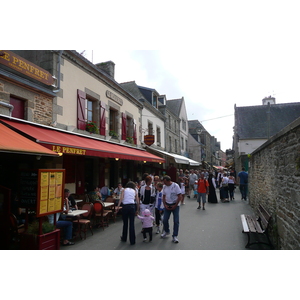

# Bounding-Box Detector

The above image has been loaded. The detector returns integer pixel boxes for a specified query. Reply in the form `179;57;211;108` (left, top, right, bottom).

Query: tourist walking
161;175;182;243
139;175;156;216
196;172;209;210
178;177;186;204
116;181;139;245
154;182;164;234
207;173;218;203
238;167;248;200
217;170;224;201
221;174;229;202
188;169;198;198
137;209;155;242
228;173;236;200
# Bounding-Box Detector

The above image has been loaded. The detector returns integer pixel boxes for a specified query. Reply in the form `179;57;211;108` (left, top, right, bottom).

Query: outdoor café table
66;210;88;239
102;201;117;222
66;209;88;217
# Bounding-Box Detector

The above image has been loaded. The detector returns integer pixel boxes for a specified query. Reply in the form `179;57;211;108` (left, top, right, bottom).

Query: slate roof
235;102;300;139
167;98;182;116
188;120;207;134
119;81;146;101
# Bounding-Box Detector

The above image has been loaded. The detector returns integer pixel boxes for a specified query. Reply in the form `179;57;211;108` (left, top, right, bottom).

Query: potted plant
21;220;60;250
109;130;118;138
126;136;134;144
86;121;99;134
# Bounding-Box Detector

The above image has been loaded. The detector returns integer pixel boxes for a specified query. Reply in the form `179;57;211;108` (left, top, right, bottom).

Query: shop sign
106;90;123;106
144;135;155;146
0;50;55;86
52;145;86;155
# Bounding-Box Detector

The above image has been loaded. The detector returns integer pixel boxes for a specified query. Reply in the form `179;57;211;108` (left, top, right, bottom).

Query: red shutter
133;119;137;144
99;101;106;135
77;89;86;130
121;112;127;140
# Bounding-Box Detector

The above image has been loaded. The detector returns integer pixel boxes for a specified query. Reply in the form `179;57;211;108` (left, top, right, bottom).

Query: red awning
0;122;58;156
1;119;165;163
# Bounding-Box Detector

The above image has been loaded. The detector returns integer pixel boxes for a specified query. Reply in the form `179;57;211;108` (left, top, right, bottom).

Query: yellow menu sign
37;169;65;217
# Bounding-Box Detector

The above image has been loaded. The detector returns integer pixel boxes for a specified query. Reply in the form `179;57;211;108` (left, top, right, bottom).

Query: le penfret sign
37;169;65;217
0;50;55;86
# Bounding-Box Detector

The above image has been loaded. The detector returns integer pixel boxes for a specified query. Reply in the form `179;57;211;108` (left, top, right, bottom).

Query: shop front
0;116;165;193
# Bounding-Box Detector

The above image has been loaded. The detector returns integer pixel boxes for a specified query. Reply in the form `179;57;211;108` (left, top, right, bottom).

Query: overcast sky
7;1;300;151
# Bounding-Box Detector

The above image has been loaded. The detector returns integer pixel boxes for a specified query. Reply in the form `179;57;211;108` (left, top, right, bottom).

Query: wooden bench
241;204;274;249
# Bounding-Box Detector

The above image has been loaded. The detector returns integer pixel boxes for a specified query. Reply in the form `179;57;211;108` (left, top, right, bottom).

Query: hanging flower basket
86;121;99;134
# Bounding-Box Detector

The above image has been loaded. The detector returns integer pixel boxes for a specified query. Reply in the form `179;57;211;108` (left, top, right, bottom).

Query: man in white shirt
161;175;182;243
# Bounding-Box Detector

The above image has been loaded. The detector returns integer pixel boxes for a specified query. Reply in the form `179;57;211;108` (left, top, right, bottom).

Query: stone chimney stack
262;96;276;105
96;61;115;78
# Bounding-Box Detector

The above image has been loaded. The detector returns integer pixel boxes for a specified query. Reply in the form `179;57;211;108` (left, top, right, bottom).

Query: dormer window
153;94;158;108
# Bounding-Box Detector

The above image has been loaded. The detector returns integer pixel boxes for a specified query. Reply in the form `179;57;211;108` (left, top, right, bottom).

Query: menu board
19;170;39;207
37;169;65;217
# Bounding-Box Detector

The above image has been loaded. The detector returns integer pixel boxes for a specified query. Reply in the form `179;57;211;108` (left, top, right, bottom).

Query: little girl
179;177;186;204
193;180;198;198
137;209;155;242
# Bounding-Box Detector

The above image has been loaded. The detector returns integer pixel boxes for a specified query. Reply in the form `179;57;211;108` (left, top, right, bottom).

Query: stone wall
249;117;300;250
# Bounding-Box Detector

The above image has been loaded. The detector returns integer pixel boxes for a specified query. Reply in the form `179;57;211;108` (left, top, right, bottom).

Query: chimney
96;61;115;78
262;96;276;105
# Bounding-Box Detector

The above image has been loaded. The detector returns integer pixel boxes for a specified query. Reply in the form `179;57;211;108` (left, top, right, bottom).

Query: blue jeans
163;206;180;237
121;204;136;245
56;220;73;240
240;184;248;199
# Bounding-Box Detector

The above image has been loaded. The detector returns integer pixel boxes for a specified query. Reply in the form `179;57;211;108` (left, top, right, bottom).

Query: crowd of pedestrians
117;166;248;245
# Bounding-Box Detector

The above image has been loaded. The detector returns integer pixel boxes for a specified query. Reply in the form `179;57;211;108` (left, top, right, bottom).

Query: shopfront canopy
0;122;58;156
1;118;165;163
147;147;201;166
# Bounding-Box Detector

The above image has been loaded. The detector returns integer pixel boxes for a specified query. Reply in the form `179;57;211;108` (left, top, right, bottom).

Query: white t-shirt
122;188;136;205
162;182;182;205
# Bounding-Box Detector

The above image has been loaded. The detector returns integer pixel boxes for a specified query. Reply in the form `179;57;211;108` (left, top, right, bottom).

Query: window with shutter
77;89;86;130
133;119;137;144
99;101;106;135
10;96;25;119
121;112;127;140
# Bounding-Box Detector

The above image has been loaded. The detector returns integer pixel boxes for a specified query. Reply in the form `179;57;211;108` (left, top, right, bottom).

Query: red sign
0;50;55;86
144;135;155;146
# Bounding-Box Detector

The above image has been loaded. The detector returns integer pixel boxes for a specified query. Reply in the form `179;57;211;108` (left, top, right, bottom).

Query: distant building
233;97;300;171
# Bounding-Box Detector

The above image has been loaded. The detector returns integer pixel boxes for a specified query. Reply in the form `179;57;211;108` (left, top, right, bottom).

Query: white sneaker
156;227;160;234
161;231;170;238
143;238;147;242
172;236;179;243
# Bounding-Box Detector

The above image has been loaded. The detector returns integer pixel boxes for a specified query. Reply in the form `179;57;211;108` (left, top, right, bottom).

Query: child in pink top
137;209;155;242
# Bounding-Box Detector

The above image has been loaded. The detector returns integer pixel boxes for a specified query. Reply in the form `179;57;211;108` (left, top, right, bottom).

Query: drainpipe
0;101;14;116
53;50;63;93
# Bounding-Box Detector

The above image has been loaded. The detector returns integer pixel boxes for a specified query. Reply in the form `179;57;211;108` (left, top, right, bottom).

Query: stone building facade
249;116;300;250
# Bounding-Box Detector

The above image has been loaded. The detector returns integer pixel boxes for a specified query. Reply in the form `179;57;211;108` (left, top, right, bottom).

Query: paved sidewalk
63;189;258;250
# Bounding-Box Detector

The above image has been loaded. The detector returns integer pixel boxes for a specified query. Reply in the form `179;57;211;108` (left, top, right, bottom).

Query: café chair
73;203;94;240
105;197;117;222
9;213;25;247
93;201;111;230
